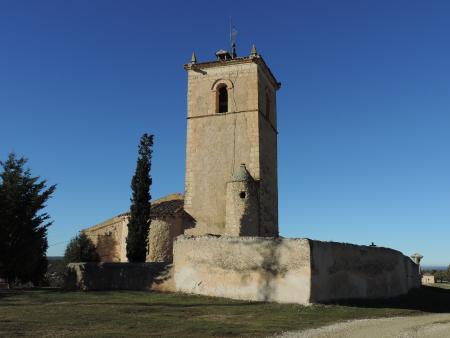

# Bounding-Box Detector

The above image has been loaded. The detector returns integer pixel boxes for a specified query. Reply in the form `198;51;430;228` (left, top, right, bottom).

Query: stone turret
225;164;259;236
410;253;423;265
410;252;423;274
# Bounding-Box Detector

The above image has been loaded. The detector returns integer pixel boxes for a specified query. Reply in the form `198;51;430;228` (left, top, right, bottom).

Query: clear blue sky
1;1;449;266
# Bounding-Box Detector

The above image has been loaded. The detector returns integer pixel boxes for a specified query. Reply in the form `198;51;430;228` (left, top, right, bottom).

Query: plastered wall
309;241;420;302
173;235;312;304
173;236;420;304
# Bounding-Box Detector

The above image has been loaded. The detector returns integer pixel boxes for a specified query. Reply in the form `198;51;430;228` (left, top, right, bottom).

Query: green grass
1;286;449;337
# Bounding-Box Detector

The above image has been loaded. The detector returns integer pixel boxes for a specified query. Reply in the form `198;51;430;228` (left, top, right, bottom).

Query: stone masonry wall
184;58;279;237
147;216;185;262
309;241;420;303
257;66;279;236
83;216;128;262
184;62;260;234
225;177;259;236
65;262;174;292
82;194;191;263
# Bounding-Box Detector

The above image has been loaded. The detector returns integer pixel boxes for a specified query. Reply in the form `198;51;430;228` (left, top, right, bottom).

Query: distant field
421;266;448;271
1;286;449;337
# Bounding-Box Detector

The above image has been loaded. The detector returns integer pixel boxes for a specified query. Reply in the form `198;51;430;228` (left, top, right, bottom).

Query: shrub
64;233;99;264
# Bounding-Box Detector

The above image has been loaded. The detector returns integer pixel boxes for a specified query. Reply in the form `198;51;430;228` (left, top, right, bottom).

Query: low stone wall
173;235;420;304
174;236;312;304
309;241;420;303
65;262;174;291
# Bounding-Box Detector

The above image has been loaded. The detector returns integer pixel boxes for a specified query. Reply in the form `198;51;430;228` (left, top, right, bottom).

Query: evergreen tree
126;133;153;262
64;233;99;264
0;153;56;284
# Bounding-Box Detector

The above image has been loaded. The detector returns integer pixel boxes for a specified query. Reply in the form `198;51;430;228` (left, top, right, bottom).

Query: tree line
423;266;450;283
0;133;153;286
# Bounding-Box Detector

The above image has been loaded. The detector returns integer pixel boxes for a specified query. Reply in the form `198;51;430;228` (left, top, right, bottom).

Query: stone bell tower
183;45;280;237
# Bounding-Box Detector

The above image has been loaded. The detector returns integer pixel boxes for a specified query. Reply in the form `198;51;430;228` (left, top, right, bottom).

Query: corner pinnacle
191;51;197;64
250;44;258;57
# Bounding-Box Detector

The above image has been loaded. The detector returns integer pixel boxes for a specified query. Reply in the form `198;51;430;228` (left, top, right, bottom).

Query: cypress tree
0;153;56;284
126;133;153;262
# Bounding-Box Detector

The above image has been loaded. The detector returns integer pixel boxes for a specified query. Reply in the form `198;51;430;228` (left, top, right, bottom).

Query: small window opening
218;86;228;113
239;191;246;199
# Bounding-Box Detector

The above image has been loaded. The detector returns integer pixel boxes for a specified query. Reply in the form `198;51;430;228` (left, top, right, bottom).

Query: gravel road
274;313;450;338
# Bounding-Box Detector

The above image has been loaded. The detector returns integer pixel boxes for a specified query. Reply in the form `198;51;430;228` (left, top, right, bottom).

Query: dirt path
275;313;450;338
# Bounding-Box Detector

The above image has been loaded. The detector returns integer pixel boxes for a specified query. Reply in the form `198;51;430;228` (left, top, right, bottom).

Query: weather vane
230;16;237;58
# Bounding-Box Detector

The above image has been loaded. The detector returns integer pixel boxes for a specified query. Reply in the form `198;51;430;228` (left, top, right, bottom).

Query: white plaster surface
174;235;311;304
173;236;420;304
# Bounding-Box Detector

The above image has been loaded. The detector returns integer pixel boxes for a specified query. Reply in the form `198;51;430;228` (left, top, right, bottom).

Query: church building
82;45;281;260
78;44;420;305
184;45;280;237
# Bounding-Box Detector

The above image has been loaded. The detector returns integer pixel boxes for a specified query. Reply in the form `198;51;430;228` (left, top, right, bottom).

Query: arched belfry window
218;86;228;113
211;79;233;114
